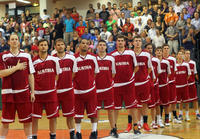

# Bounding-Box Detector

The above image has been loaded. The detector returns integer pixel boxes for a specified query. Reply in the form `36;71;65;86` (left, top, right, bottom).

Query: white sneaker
173;118;182;124
165;122;170;126
185;117;191;122
151;122;158;129
158;119;165;128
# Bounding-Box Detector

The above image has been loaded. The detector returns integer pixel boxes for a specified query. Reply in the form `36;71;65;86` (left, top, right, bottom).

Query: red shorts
135;81;151;104
159;85;170;106
149;82;156;108
114;82;138;110
168;82;177;104
32;102;59;119
2;102;32;123
57;89;75;117
188;83;198;101
97;88;114;110
74;89;97;119
176;86;190;103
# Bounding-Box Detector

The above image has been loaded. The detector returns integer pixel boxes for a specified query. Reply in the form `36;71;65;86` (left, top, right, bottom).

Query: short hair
144;43;153;48
116;35;125;41
43;9;47;13
55;38;65;45
98;40;106;45
162;44;169;48
9;33;19;40
155;46;162;51
133;35;142;41
38;39;48;46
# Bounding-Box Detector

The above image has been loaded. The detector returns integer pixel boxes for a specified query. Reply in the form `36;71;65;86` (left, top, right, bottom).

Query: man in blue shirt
64;14;75;45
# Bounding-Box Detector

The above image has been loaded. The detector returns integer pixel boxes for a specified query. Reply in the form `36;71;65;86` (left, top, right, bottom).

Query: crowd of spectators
0;0;200;60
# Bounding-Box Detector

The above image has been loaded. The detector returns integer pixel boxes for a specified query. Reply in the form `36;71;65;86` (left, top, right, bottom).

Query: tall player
32;39;61;139
53;38;77;139
180;50;200;120
133;36;153;131
0;34;35;139
163;44;181;123
145;43;162;129
111;35;141;134
176;51;191;121
95;40;118;138
155;47;171;126
73;39;99;139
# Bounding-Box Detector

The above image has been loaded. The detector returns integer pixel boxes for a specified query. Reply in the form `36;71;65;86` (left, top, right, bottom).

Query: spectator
121;3;131;18
187;0;196;17
161;1;169;15
176;13;186;46
99;4;110;23
0;38;9;52
25;10;32;22
36;22;45;38
144;19;152;35
107;35;116;53
71;7;79;23
64;14;75;45
86;7;95;21
111;3;121;21
152;29;165;48
182;28;196;59
155;16;165;34
164;6;179;26
191;12;200;32
117;12;126;31
93;13;103;28
54;18;64;40
106;15;117;32
119;2;124;11
112;26;120;41
182;8;191;20
41;9;50;21
183;18;195;35
173;0;184;14
127;2;134;12
100;25;111;42
76;20;86;37
148;22;157;40
122;18;134;33
142;7;153;26
75;16;87;28
81;28;92;40
96;2;101;13
165;20;179;54
134;17;145;34
88;21;96;35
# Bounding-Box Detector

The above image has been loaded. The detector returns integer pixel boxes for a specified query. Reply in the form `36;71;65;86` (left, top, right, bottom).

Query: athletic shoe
143;123;152;132
89;131;98;139
70;130;76;139
185;117;191;122
133;125;141;134
196;114;200;120
165;119;170;126
110;128;119;138
173;118;182;124
158;119;165;128
151;122;158;129
76;132;82;139
178;114;183;120
124;123;132;133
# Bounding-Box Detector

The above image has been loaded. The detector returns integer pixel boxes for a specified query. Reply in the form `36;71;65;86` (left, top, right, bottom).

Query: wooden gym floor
1;109;200;139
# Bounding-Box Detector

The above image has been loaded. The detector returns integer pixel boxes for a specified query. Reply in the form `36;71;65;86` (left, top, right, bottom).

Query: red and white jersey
0;51;35;102
187;60;197;85
135;51;153;86
95;55;116;93
73;53;99;94
33;55;61;94
158;59;171;87
53;53;77;93
151;57;162;85
111;49;138;87
166;56;177;83
176;62;191;88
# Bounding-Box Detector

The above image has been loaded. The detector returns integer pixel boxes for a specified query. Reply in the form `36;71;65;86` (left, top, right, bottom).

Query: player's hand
31;93;35;102
15;60;27;70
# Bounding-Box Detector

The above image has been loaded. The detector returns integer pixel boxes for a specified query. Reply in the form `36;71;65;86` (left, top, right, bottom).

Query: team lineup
0;33;199;139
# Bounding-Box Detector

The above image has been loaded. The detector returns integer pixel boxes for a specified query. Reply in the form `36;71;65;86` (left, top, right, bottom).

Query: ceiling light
16;0;31;4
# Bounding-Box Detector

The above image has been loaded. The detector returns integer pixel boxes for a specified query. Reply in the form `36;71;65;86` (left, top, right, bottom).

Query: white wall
0;4;6;19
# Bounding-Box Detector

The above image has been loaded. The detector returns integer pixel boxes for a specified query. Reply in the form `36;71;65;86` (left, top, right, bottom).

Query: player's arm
0;60;27;78
148;68;152;74
112;74;116;78
195;74;199;81
134;66;139;73
55;75;59;81
29;74;35;102
187;63;192;80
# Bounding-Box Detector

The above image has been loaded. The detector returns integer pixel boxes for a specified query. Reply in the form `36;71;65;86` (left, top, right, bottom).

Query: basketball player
176;51;191;121
32;39;61;139
95;40;118;138
73;39;99;139
156;46;171;126
163;44;181;124
111;35;141;134
53;38;77;139
184;50;200;120
0;34;35;139
145;43;162;129
133;36;153;132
